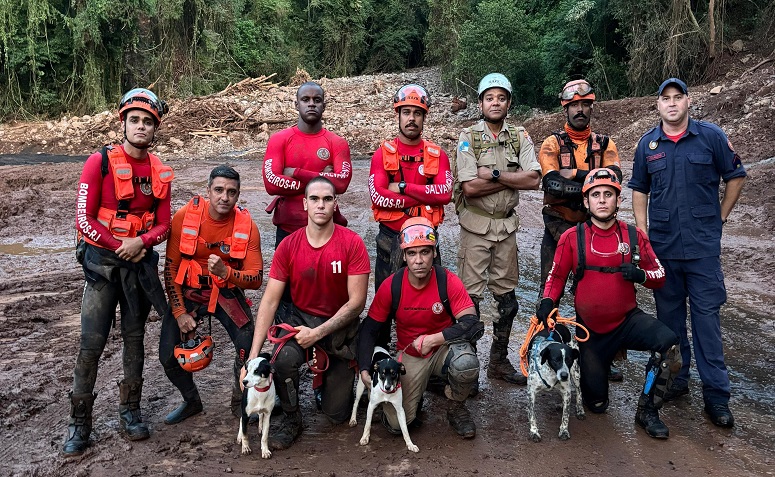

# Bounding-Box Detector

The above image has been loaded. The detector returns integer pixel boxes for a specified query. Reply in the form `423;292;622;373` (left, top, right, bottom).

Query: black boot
635;395;669;439
446;400;476;438
164;391;203;425
488;293;526;385
118;379;150;441
63;392;96;456
269;410;303;450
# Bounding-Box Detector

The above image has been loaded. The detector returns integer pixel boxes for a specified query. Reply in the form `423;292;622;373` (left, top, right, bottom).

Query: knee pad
494;292;518;322
446;342;480;397
647;345;682;408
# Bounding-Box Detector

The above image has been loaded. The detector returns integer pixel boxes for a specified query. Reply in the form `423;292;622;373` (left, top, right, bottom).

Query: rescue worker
453;73;541;386
160;165;263;424
538;168;681;438
263;81;352;247
358;217;484;438
369;83;453;293
246;176;370;451
537;78;624;381
629;78;746;428
65;88;173;456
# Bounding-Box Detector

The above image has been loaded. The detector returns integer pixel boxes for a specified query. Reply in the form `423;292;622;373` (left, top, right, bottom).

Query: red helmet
118;88;168;124
582;168;622;195
175;335;214;373
559;79;595;107
400;217;436;249
393;84;430;113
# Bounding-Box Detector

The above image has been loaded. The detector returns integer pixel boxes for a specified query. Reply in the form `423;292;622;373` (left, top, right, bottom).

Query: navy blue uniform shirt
628;118;746;260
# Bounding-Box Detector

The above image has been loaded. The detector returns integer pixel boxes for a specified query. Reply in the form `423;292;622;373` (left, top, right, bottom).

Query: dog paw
349;419;357;427
407;444;419;453
261;448;272;459
359;437;370;446
241;444;252;455
576;411;586;420
559;430;570;440
530;432;542;443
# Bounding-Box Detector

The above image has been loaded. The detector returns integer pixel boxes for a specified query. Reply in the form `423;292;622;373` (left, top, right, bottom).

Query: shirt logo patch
646;152;666;162
648;140;659;150
418;164;424;175
432;302;444;315
317;148;330;160
139;182;153;196
220;243;231;254
459;141;470;152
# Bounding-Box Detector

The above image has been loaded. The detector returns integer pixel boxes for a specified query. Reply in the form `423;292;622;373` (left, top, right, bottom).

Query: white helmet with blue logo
478;73;512;99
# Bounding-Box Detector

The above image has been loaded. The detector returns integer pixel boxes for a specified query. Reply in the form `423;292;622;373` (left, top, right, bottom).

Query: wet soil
0;153;774;477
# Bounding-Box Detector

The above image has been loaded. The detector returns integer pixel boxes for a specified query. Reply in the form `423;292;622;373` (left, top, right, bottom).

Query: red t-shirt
269;225;370;318
543;220;665;334
75;145;172;250
368;138;453;231
368;268;473;357
263;126;352;232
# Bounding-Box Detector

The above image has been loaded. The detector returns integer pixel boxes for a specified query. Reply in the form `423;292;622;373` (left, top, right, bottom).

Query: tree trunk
709;0;716;58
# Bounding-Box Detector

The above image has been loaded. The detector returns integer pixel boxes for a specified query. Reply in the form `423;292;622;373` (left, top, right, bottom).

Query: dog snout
242;379;249;387
559;371;569;381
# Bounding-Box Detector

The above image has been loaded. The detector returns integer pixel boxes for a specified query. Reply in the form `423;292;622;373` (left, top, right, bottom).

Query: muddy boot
269;410;303;450
446;400;476;438
164;392;203;425
488;292;526;385
609;364;624;382
635;395;669;439
63;392;96;456
118;379;150;441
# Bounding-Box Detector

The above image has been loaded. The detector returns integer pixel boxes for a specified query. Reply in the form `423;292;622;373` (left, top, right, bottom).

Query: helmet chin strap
591;206;619;224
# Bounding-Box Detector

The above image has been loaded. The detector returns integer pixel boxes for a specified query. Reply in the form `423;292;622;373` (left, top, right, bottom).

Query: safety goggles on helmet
582;167;622;195
399;217;437;249
175;335;214;373
118;88;168;124
393;84;430;113
559;80;595;106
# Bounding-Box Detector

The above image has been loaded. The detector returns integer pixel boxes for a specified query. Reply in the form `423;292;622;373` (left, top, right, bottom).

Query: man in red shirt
160;165;264;425
65;89;173;456
357;217;483;439
263;81;351;247
538;168;680;439
369;84;453;344
247;176;370;451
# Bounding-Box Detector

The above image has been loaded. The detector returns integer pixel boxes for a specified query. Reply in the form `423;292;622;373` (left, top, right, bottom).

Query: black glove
620;262;646;284
536;298;555;328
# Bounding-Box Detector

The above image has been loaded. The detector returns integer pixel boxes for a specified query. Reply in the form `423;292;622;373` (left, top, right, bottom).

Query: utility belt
461;203;514;220
183;286;251;328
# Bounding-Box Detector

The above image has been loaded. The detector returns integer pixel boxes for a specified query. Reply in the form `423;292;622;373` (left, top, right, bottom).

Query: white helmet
478;73;512;98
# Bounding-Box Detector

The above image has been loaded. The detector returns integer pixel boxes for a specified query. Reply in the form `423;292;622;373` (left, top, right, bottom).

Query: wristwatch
398;181;407;194
490;169;501;182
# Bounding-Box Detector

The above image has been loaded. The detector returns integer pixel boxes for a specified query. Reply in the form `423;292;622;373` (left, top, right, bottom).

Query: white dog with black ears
237;353;276;458
350;346;419;453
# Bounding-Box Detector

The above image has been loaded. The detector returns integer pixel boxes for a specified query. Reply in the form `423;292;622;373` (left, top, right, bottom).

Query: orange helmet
582;168;622;195
175;335;214;373
118;88;168;124
559;79;595;107
400;217;436;249
393;84;430;113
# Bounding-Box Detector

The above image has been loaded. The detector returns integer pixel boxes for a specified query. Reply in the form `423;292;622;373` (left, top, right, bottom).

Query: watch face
492;169;500;180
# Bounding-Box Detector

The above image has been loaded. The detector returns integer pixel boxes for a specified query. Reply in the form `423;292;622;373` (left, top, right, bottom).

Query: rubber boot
63;392;96;456
118;379;150;441
488;293;526;385
269;410;303;450
446;400;476;438
635;394;669;439
164;392;203;425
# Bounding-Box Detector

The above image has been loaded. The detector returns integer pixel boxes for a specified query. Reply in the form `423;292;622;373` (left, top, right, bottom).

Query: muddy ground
1;61;774;476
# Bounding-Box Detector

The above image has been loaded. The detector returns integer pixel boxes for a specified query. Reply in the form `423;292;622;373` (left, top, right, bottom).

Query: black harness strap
572;220;639;289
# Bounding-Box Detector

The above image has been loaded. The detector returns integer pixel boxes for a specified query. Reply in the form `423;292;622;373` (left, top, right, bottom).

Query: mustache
574;112;587;119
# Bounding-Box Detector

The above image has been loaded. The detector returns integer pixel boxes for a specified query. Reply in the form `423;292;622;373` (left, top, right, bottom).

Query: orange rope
518;308;590;377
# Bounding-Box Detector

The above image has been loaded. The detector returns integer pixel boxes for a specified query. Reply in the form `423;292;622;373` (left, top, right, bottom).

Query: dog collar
253;374;273;393
380;382;402;394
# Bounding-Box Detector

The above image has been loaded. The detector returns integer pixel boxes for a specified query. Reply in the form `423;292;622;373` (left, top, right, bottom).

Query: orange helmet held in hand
582;168;622;195
559;79;595;107
175;335;214;373
400;217;437;249
393;84;430;113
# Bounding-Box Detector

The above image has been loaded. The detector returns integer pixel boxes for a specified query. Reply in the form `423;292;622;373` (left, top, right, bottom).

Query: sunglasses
560;82;594;101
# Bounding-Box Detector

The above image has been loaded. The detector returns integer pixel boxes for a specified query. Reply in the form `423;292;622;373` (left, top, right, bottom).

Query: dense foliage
0;0;772;118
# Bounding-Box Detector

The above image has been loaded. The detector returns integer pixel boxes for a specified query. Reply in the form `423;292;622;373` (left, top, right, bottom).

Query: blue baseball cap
657;78;688;96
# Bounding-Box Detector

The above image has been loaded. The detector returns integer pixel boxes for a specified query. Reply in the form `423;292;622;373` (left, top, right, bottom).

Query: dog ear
400;364;406;375
258;352;272;361
572;348;580;361
540;347;550;365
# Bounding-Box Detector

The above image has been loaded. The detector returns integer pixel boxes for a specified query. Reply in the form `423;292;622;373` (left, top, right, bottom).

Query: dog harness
530;334;566;390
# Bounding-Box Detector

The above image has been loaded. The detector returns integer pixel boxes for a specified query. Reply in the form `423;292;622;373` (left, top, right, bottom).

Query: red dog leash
266;323;329;389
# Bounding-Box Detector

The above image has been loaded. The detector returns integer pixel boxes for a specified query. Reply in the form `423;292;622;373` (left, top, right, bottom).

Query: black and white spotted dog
350;346;419;453
238;353;276;458
526;324;584;442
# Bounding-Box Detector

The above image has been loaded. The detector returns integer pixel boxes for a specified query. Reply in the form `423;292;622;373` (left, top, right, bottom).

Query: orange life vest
86;146;173;246
372;139;445;226
175;196;253;313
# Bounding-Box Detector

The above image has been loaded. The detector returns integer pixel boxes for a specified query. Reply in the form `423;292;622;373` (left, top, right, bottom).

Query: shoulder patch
459;141;470;152
523;130;533;146
726;139;735;152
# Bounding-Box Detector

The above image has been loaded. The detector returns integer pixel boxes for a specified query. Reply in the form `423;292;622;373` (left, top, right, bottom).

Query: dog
237;353;276;458
349;346;419;453
526;324;584;442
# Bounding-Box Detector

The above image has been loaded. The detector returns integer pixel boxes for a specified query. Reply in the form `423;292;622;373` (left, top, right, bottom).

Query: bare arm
632;190;649;233
720;176;745;222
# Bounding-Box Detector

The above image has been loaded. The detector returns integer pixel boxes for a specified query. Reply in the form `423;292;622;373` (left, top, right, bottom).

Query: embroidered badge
432;302;444;315
618;242;630;255
648;140;658;150
418;164;424;175
727;139;735;152
139;182;153;196
317;148;330;160
220;243;231;254
459;141;470;152
646;152;666;162
523;130;533;146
